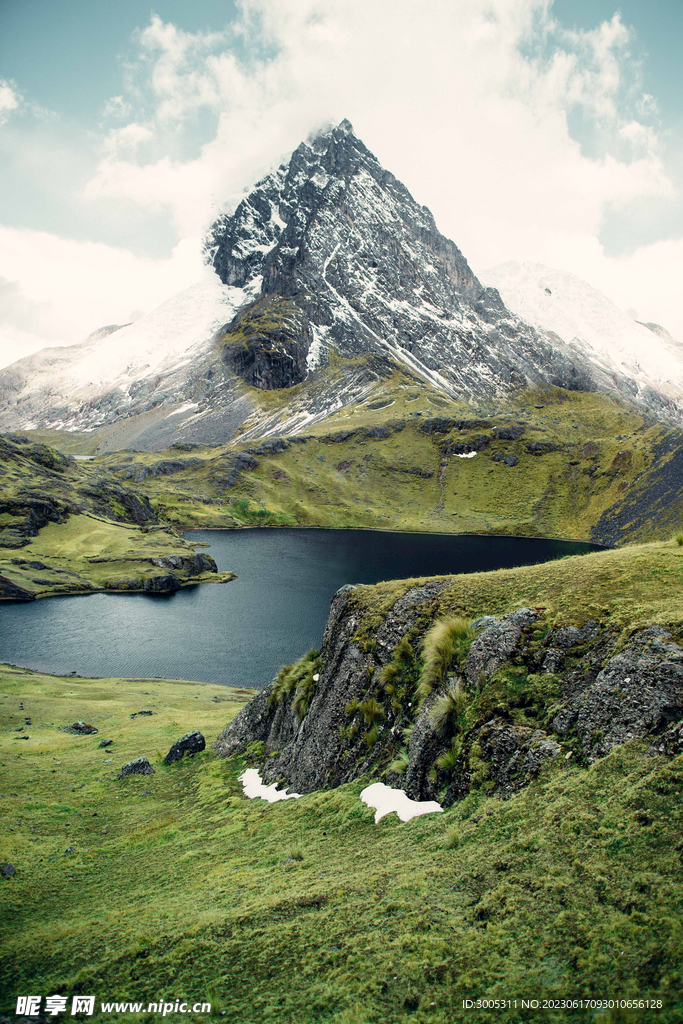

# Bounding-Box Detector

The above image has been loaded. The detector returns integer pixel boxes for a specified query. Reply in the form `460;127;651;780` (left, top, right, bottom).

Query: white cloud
82;0;676;258
0;79;21;123
3;0;683;363
0;228;205;368
102;95;133;120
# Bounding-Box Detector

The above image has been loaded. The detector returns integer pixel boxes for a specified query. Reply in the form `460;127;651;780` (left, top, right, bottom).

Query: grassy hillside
0;435;234;599
2;541;683;1022
0;513;234;600
352;536;683;641
64;388;683;543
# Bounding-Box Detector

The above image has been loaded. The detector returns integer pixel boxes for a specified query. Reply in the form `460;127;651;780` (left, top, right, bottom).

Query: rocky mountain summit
206;119;592;398
2;121;682;447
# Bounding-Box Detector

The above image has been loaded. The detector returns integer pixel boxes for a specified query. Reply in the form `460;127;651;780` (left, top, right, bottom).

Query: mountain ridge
1;120;682;449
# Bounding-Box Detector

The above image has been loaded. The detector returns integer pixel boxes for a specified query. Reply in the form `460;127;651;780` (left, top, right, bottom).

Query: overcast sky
1;0;682;368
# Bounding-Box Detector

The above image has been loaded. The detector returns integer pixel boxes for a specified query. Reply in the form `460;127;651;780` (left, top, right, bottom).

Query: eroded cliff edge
215;552;683;805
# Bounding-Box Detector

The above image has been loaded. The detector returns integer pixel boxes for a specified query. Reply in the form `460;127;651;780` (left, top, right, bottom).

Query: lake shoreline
0;528;603;688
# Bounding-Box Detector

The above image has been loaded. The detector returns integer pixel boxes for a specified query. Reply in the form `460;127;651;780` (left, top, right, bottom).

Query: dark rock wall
215;582;683;806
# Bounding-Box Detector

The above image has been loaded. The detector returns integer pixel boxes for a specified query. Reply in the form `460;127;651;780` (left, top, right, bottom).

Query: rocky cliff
215;573;683;805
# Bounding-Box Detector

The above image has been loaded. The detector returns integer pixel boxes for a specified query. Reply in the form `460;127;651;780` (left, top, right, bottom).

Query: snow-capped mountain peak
2;122;683;447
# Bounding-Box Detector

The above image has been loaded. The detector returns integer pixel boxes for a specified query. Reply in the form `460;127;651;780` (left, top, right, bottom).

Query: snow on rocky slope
2;122;683;444
0;269;258;434
482;262;683;402
206;119;597;401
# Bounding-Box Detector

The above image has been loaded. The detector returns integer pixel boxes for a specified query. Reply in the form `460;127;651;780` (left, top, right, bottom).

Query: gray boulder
118;756;155;778
464;608;539;688
61;721;98;735
553;627;683;761
163;730;206;764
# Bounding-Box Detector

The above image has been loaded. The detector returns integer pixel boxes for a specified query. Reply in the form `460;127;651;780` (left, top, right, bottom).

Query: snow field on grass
239;772;444;822
360;782;443;823
239;768;301;803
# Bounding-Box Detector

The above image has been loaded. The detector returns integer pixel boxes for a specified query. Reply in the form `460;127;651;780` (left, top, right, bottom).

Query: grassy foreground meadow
2;539;683;1023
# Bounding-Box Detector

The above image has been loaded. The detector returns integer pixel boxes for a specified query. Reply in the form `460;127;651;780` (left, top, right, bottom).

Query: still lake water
0;529;600;689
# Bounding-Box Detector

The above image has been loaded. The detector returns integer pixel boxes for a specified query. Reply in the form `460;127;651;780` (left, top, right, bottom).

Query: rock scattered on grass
1;863;15;878
99;739;113;748
118;756;155;778
163;730;205;764
61;721;98;735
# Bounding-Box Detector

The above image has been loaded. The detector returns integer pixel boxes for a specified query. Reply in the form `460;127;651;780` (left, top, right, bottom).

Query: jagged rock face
215;584;683;806
220;296;312;389
553;626;683;760
206;120;595;399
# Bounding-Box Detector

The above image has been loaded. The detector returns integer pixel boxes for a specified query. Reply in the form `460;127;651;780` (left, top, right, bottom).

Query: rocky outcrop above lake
215;581;683;807
0;434;233;601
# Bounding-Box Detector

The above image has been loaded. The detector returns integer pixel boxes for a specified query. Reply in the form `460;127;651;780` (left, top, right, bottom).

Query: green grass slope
2;542;683;1023
6;384;683;603
0;436;234;599
81;387;683;544
353;536;683;641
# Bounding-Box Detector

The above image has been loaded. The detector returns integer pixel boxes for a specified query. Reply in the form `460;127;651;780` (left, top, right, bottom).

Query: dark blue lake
0;529;600;688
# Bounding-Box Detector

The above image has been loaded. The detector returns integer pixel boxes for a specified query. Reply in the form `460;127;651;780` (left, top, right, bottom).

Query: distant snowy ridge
0;269;257;432
482;262;683;400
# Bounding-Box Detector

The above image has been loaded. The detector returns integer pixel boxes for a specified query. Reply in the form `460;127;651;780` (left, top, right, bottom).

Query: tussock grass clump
675;532;683;547
380;635;415;689
444;823;460;849
359;697;384;726
269;649;322;721
363;724;381;750
417;616;474;701
341;697;384;748
429;680;468;739
387;747;410;776
381;635;419;717
269;663;296;706
436;737;464;774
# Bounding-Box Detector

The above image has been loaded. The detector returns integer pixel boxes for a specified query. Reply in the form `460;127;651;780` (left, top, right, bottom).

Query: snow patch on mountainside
0;268;256;429
482;262;683;391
